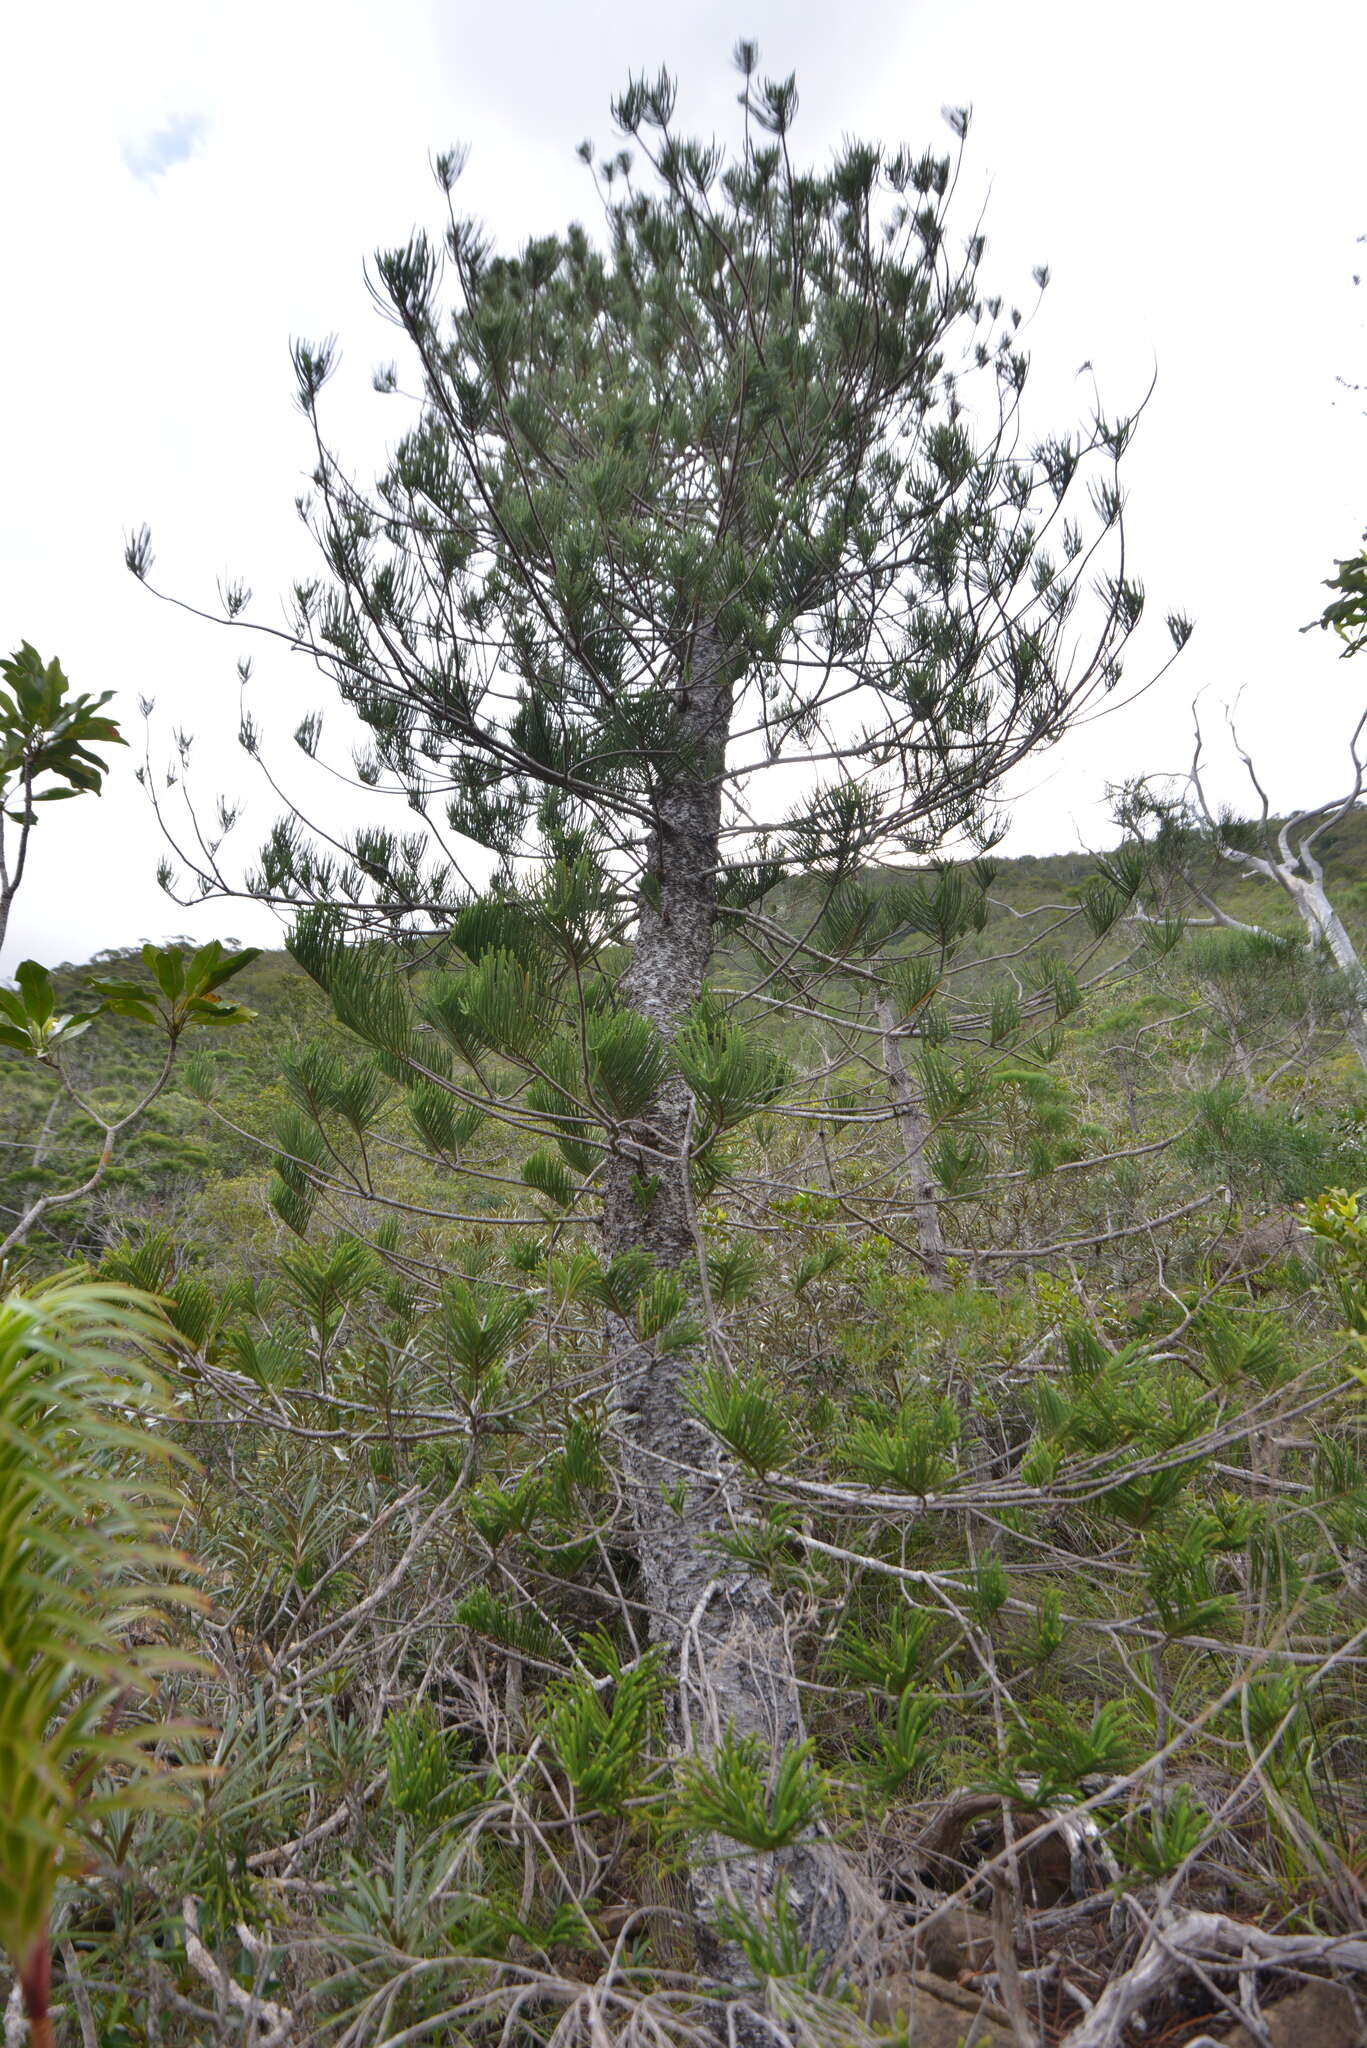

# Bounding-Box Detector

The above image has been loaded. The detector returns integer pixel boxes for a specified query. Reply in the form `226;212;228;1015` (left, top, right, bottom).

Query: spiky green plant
844;1396;960;1495
867;1689;940;1798
686;1361;794;1475
674;1732;825;1854
0;1280;202;2047
997;1699;1135;1806
542;1647;665;1816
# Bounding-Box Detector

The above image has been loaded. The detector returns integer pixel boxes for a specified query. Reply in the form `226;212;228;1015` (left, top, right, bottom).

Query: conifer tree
131;49;1185;1977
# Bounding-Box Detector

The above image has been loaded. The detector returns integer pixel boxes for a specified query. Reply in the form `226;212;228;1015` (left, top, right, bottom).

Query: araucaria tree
132;52;1182;1982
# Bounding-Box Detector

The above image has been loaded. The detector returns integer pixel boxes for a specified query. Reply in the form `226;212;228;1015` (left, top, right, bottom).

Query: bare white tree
1124;705;1367;1077
1186;709;1367;1075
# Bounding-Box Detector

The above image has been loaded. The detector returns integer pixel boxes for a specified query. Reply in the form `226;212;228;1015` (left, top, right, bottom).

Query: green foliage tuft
674;1733;824;1852
686;1361;793;1474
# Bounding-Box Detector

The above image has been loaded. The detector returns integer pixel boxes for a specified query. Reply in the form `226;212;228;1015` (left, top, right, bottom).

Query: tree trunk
1283;870;1367;1075
600;630;852;1991
875;998;948;1288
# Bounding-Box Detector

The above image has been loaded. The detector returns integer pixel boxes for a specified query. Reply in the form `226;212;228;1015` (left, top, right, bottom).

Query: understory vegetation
6;821;1367;2048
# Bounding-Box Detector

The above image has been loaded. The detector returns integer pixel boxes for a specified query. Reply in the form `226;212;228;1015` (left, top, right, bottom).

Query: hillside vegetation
10;814;1367;1269
4;820;1367;2043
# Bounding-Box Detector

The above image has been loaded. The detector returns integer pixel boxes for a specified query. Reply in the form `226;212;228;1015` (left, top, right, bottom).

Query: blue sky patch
122;113;206;185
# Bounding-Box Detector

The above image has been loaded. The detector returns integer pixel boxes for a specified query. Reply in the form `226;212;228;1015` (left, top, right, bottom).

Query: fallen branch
246;1767;387;1870
182;1897;293;2048
57;1947;97;2048
1059;1907;1367;2047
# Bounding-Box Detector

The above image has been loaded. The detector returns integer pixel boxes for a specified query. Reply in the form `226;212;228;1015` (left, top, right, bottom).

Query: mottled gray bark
601;628;852;1990
874;997;948;1289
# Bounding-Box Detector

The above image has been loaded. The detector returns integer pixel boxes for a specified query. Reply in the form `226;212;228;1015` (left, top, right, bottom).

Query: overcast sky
2;0;1364;970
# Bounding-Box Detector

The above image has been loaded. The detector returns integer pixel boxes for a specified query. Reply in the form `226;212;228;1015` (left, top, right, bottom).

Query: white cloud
121;112;207;185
